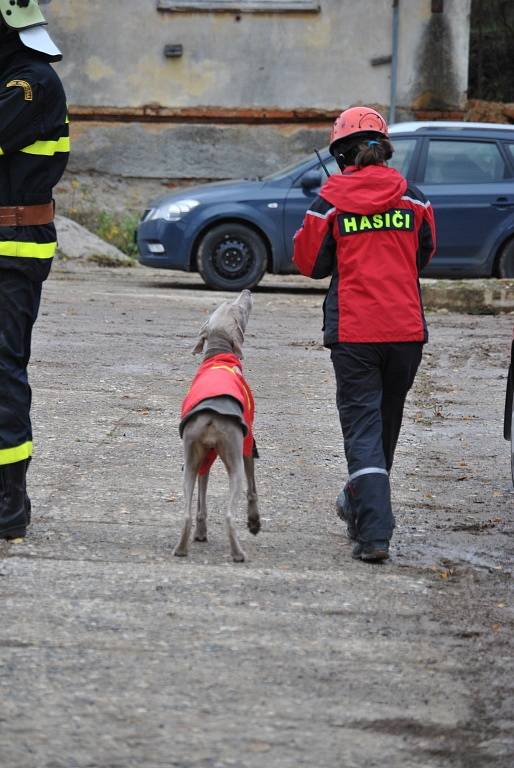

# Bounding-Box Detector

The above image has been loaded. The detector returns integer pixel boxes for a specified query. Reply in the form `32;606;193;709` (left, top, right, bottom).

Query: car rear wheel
196;223;267;291
498;239;514;278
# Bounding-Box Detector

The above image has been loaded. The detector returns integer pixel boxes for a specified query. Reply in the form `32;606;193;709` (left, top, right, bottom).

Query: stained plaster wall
43;0;471;182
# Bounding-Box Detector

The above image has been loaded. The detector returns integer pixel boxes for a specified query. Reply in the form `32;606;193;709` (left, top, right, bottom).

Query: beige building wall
43;0;471;182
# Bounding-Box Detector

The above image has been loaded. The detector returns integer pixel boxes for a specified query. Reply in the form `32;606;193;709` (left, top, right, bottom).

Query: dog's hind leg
173;462;196;557
218;428;246;562
226;456;245;562
174;436;202;558
194;471;209;542
244;455;260;536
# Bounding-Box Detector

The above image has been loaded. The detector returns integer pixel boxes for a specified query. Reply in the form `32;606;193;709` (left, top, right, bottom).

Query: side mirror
300;170;322;190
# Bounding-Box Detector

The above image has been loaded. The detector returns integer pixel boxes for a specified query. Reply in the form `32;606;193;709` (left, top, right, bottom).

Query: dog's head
193;290;253;358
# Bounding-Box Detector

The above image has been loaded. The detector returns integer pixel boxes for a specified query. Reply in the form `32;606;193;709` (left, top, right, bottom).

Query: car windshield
263;148;411;182
263;152;328;181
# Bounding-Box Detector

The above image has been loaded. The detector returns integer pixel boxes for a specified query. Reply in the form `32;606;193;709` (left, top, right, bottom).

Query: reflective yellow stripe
0;147;4;156
0;441;32;466
211;364;251;410
0;241;56;259
20;136;70;156
240;380;252;412
211;365;239;374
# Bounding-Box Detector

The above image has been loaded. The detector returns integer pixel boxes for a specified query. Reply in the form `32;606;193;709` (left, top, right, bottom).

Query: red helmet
329;107;389;154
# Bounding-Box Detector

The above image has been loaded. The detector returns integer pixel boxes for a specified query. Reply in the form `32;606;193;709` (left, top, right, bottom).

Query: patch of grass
66;209;140;259
88;253;131;268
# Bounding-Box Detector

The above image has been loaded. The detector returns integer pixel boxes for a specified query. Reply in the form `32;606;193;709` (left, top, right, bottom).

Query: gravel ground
0;265;512;768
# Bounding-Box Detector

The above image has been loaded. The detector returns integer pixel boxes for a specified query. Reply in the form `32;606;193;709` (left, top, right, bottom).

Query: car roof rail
389;121;514;133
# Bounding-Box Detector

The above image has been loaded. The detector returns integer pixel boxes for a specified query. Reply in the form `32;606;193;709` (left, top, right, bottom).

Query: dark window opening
468;0;514;102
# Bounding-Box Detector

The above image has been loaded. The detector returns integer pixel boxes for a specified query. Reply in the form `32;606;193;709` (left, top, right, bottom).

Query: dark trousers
330;342;423;543
0;269;42;465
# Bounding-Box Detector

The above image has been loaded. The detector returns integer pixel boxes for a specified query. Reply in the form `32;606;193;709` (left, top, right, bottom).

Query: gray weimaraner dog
174;290;260;562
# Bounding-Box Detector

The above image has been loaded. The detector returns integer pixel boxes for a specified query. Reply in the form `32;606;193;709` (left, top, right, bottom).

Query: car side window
506;143;514;173
317;141;416;179
315;156;340;177
424;140;507;184
387;138;417;176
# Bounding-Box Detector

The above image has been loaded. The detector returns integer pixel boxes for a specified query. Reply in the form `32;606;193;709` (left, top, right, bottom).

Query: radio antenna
315;149;331;178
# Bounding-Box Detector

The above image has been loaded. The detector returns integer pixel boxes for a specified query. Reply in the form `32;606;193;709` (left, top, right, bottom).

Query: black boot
336;485;357;541
0;460;29;540
352;540;390;562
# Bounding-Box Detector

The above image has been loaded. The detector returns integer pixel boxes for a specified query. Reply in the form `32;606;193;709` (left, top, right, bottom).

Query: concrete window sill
157;0;320;12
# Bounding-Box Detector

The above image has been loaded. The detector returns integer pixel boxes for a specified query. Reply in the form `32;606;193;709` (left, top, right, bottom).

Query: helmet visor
0;0;46;31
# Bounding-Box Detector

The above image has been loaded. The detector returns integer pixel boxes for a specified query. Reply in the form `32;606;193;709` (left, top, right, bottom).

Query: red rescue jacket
181;352;255;475
293;165;436;344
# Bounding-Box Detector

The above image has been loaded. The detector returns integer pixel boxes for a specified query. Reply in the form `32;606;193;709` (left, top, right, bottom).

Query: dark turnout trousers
0;269;42;466
330;342;423;543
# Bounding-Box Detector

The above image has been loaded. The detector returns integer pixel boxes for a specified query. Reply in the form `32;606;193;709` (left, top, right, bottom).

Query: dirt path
0;266;512;768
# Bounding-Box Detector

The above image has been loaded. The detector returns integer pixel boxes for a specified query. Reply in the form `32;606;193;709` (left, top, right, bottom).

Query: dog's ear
192;337;205;355
192;321;208;354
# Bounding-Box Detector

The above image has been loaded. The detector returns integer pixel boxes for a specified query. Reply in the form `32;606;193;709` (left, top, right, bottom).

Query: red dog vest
181;353;255;475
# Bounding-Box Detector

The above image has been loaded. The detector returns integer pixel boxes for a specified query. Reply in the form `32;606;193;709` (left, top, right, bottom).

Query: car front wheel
498;239;514;278
196;223;267;291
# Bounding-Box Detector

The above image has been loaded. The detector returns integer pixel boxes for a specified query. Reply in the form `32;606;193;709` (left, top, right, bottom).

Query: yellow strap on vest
210;364;252;411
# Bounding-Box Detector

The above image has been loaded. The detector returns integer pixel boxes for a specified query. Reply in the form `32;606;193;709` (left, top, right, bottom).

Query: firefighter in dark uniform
294;107;436;562
0;0;69;539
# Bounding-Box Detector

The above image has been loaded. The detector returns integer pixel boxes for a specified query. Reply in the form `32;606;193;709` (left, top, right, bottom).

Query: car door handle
492;197;514;209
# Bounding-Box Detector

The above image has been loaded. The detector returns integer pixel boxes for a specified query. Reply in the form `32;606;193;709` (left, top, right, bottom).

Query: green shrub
68;210;140;259
95;211;140;259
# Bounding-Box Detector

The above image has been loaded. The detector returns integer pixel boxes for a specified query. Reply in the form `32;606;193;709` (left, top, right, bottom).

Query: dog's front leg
174;462;197;558
194;471;209;542
244;455;260;535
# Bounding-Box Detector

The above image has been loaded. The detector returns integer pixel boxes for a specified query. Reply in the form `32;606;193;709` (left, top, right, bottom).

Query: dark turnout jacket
0;43;69;281
293;164;436;345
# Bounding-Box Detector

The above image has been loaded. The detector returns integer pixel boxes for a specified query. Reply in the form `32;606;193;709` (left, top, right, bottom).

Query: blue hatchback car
137;122;514;290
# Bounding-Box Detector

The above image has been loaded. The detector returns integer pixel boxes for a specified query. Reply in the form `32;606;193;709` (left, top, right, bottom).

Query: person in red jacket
294;106;436;562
